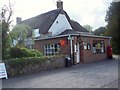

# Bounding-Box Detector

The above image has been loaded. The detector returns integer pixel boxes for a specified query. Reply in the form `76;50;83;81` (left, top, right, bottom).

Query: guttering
80;34;112;39
34;34;79;41
34;33;111;41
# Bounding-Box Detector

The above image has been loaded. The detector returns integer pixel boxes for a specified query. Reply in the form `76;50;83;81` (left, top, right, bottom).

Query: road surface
2;59;118;88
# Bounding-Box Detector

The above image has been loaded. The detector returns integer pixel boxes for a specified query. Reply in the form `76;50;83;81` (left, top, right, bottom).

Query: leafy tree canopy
105;2;120;54
83;24;93;33
93;27;106;36
10;24;32;46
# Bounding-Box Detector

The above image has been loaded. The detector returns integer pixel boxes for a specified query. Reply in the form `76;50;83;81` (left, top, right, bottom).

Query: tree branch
7;0;13;23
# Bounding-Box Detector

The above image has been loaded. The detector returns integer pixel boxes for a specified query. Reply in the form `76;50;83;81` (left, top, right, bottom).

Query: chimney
57;0;63;10
16;17;22;24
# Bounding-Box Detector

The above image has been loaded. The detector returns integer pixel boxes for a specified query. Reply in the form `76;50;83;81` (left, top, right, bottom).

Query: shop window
92;40;105;53
83;41;91;50
44;44;60;56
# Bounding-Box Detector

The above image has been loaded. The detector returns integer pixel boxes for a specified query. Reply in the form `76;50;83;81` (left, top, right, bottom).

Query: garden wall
4;56;65;77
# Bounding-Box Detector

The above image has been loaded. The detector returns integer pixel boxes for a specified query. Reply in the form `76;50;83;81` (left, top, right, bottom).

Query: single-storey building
17;0;112;64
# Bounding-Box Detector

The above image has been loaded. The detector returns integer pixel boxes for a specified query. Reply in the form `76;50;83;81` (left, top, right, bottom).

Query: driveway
2;59;118;88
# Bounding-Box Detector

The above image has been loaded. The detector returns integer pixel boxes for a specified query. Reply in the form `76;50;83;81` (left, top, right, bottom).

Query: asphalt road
2;58;118;88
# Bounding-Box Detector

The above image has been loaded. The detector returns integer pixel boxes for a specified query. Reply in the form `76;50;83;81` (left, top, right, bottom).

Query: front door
76;43;80;63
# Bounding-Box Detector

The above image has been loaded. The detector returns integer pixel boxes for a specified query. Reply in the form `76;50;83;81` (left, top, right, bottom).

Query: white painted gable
49;13;72;35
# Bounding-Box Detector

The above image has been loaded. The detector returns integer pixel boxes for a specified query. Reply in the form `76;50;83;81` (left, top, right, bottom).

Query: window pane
44;43;60;56
92;40;105;53
87;43;91;50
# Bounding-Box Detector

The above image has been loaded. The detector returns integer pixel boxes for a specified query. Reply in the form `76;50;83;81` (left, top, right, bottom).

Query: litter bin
65;56;72;67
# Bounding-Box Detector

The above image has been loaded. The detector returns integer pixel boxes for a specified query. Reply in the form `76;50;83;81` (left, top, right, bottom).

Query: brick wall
35;37;70;56
5;56;65;77
80;36;110;63
34;35;111;64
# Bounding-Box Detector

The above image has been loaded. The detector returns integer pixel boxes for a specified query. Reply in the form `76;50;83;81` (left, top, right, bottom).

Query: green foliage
1;2;13;60
7;57;45;69
105;2;120;54
10;46;43;58
2;21;12;59
83;24;93;33
9;24;32;46
93;27;106;36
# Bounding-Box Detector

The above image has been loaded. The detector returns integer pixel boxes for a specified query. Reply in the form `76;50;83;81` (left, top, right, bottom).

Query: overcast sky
0;0;112;30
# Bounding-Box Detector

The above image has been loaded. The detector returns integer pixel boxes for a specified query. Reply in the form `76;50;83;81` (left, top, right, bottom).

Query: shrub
3;48;11;59
10;46;43;58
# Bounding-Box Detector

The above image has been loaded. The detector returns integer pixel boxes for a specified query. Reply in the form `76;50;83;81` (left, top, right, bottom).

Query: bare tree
0;0;14;24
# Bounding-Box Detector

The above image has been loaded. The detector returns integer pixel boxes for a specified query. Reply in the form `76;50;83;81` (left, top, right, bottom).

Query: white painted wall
49;14;72;35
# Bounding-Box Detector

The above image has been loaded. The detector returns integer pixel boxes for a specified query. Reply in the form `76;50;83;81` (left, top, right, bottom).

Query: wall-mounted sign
84;42;87;50
0;63;8;79
74;44;77;52
60;40;66;47
67;35;71;40
84;46;87;49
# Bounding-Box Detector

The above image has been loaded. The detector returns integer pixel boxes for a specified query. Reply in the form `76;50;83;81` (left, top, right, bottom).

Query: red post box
107;45;113;59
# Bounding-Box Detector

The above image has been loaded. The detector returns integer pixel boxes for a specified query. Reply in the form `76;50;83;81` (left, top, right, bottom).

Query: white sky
0;0;112;30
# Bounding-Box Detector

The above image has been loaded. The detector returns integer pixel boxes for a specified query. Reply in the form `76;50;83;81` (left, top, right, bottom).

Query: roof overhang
34;34;79;41
35;33;111;41
80;34;112;39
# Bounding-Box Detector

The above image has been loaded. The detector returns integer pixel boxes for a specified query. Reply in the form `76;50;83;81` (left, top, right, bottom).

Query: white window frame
44;44;60;56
